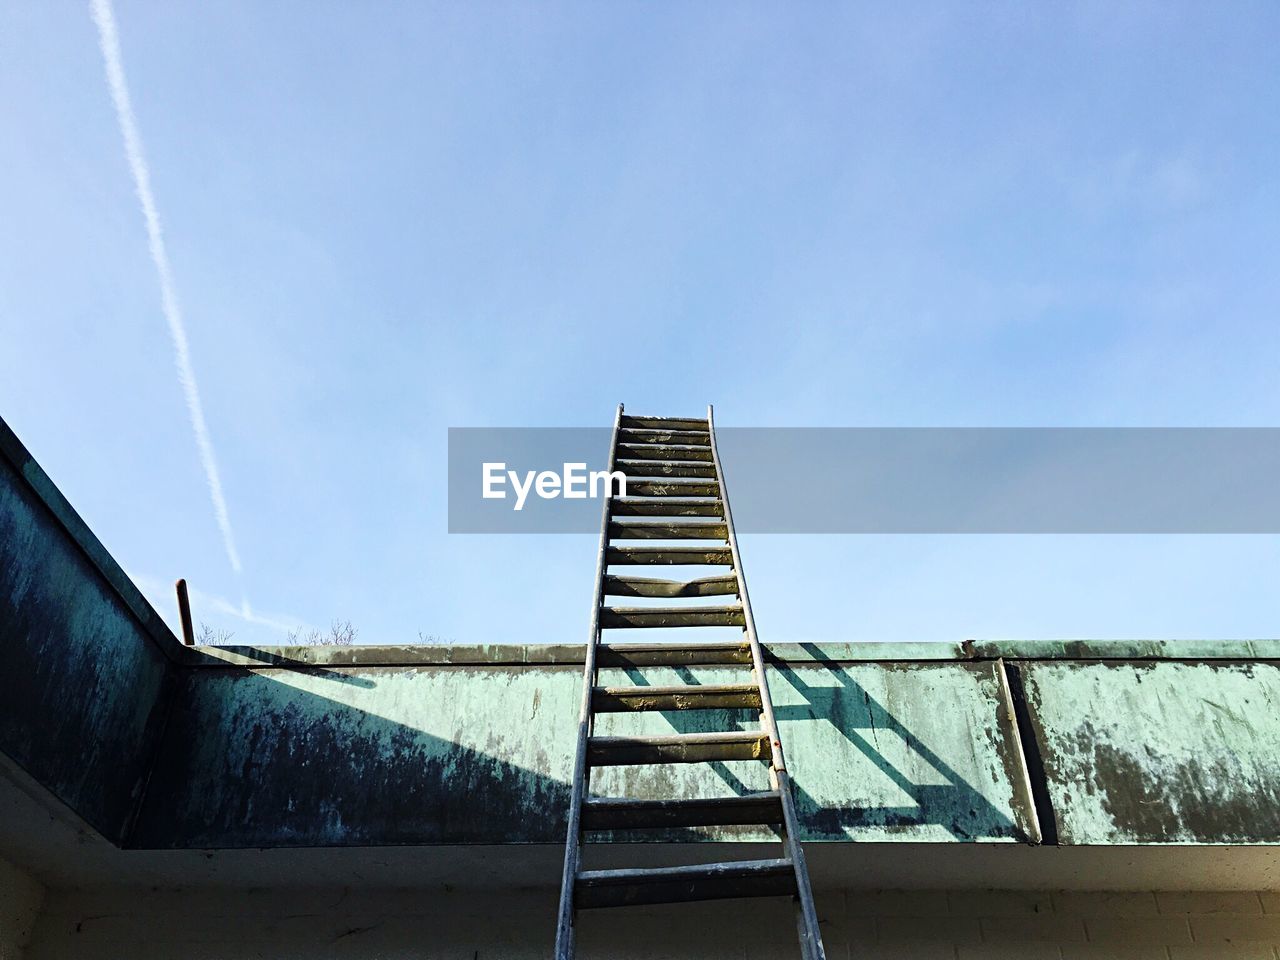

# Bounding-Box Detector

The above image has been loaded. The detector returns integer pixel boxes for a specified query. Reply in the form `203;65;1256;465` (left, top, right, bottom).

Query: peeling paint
1021;662;1280;844
0;454;173;843
124;656;1033;848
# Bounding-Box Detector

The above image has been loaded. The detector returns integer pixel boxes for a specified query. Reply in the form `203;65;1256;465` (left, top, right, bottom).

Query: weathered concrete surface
133;664;579;847
0;420;176;845
131;655;1033;848
1020;660;1280;844
589;657;1032;844
124;647;1280;850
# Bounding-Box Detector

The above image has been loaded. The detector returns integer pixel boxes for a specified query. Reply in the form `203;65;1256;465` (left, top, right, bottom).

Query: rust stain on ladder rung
591;682;762;712
610;498;724;518
596;640;753;667
602;573;739;598
554;404;827;960
617;427;711;446
600;604;745;628
581;791;784;831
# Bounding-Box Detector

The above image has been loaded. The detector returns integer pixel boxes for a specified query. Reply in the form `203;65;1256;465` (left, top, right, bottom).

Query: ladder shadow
601;664;779;844
618;663;762;802
769;643;1024;841
618;648;1024;842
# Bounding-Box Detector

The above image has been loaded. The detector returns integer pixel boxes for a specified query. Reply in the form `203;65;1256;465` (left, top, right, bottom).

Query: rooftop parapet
3;413;1279;861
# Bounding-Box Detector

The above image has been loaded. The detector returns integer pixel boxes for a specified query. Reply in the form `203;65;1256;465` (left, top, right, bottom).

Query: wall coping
174;637;1280;669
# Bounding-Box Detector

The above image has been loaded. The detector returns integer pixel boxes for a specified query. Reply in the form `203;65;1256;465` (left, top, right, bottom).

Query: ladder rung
600;605;745;629
597;641;753;667
592;683;761;712
575;858;796;909
620;415;710;432
616;443;714;463
603;574;739;598
623;480;720;498
588;731;772;766
611;499;723;518
607;546;733;565
618;428;710;446
609;521;727;541
617;460;718;479
582;792;783;831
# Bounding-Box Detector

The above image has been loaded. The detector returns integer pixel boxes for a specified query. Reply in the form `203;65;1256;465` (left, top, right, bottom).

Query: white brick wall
20;887;1280;959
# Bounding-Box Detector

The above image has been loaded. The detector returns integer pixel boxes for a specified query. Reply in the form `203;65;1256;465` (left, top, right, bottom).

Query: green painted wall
1021;660;1280;844
0;420;176;844
132;656;1033;847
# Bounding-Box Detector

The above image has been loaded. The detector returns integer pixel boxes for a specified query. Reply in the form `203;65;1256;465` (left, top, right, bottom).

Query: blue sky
3;2;1280;646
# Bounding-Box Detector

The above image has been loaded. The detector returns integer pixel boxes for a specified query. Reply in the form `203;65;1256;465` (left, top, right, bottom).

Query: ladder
554;404;826;959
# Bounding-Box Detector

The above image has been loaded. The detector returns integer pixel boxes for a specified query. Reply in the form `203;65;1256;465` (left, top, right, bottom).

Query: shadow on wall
128;641;1026;848
775;644;1022;841
129;659;576;849
609;644;1025;844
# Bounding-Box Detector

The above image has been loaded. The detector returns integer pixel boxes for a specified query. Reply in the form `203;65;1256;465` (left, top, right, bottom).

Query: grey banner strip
448;427;1280;534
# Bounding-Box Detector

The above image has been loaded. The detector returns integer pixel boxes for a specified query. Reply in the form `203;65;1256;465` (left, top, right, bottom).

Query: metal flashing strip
174;639;1280;670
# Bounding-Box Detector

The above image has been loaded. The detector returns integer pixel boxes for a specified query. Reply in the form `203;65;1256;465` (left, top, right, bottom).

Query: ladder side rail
554;401;625;959
705;404;826;960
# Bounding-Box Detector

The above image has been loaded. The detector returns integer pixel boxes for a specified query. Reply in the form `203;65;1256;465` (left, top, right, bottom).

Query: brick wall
21;887;1280;959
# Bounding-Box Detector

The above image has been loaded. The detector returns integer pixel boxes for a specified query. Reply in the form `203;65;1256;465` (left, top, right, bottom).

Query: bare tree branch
196;623;235;645
288;620;358;647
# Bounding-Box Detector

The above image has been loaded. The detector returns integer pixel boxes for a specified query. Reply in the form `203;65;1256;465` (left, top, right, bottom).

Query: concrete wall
1019;660;1280;844
0;419;178;846
23;886;1280;959
132;652;1034;847
0;856;43;960
123;641;1280;851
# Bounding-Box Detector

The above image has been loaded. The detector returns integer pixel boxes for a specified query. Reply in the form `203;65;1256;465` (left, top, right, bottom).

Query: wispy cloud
1071;147;1207;219
90;0;244;578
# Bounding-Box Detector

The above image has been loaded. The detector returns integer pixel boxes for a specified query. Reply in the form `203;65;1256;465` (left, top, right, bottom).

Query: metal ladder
555;404;826;959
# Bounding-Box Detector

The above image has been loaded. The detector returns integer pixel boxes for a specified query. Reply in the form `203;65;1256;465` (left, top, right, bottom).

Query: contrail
90;0;243;577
